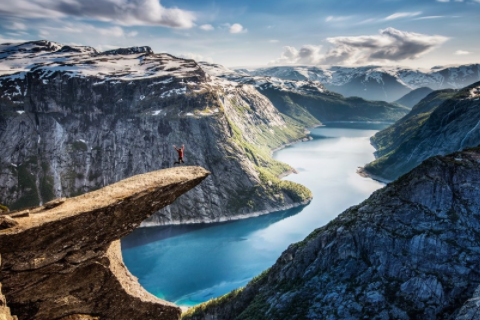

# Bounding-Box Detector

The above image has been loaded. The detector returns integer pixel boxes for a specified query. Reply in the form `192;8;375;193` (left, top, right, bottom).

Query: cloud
43;24;128;38
178;52;213;63
97;26;125;37
127;31;138;37
414;16;445;20
271;44;323;65
325;16;350;22
271;28;448;66
322;28;448;64
269;39;279;43
200;24;214;31
38;29;50;37
5;21;27;30
229;23;246;34
384;12;422;20
455;50;472;55
0;0;196;28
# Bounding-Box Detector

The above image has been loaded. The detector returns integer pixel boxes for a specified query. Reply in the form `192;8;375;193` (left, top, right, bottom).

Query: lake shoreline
141;130;317;228
140;197;312;227
357;166;392;184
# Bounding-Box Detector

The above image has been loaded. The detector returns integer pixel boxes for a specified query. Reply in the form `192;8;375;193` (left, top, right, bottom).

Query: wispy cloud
384;12;422;20
269;39;279;43
0;0;196;28
200;24;214;31
229;23;246;34
5;22;27;30
455;50;472;55
35;23;142;42
414;16;445;20
325;16;351;22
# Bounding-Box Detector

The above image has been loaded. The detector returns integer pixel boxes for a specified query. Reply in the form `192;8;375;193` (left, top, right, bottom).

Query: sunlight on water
121;124;388;306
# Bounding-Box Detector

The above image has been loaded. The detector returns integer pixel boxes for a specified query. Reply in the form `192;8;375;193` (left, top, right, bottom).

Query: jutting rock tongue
0;166;210;320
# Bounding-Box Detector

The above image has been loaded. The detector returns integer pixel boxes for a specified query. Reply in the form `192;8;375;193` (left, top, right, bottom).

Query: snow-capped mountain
240;64;480;102
0;40;201;82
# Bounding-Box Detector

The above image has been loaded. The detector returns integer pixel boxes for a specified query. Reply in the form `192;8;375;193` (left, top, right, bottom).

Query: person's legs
180;158;185;163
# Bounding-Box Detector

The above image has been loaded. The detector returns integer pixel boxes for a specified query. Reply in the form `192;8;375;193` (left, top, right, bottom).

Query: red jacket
176;148;184;158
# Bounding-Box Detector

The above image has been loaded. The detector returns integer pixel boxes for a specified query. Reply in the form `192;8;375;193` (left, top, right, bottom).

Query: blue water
121;123;388;306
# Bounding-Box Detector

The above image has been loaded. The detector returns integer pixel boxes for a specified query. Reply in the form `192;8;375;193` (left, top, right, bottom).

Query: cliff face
0;166;209;320
0;40;311;225
183;148;480;320
364;82;480;180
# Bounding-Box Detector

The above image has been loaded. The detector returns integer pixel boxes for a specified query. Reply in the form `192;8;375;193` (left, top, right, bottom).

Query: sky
0;0;479;69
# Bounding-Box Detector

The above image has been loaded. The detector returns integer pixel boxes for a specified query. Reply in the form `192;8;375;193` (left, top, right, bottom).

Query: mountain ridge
240;64;480;102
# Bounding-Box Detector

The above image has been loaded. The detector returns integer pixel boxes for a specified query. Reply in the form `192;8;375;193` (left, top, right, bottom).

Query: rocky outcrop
0;166;209;320
364;82;480;180
183;148;480;320
0;40;311;226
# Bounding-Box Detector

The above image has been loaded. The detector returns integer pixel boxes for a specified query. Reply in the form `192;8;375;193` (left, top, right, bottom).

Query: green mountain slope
394;87;434;108
371;89;457;159
364;82;480;180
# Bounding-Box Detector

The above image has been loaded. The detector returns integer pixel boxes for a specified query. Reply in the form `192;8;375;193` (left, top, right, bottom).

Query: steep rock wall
0;54;311;225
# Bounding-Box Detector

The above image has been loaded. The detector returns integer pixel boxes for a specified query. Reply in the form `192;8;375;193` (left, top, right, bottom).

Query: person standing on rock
173;145;185;165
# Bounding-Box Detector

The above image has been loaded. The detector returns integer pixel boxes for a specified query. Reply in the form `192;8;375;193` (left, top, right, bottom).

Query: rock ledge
0;166;209;320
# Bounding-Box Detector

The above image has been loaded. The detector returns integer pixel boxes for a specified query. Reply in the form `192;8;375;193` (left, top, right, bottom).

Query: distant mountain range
239;64;480;102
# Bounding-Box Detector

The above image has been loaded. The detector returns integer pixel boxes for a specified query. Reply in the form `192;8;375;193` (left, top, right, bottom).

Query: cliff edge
0;166;209;320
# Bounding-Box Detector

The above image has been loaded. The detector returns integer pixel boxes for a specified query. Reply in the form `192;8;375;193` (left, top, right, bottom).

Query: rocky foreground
183;148;480;320
0;166;209;320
